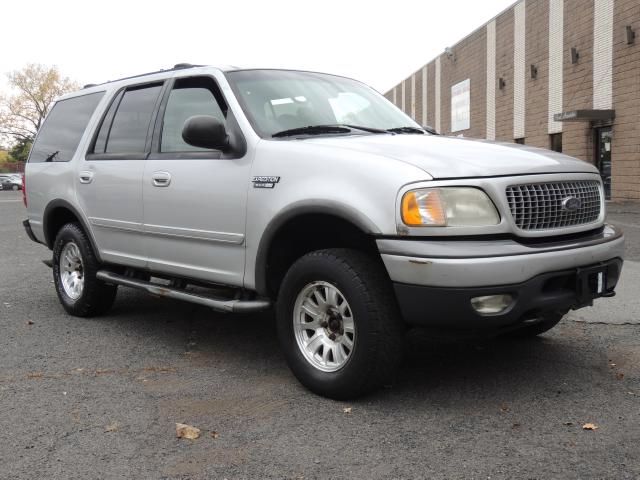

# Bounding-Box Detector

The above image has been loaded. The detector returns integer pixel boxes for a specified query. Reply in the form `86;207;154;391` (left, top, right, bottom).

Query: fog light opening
470;294;514;315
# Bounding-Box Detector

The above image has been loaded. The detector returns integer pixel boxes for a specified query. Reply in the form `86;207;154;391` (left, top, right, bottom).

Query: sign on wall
451;79;470;132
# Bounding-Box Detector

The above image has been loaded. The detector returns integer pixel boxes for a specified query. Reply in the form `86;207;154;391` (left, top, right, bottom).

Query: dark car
0;175;21;191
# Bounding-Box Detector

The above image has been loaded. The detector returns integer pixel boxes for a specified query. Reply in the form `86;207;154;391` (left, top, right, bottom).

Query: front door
142;75;251;286
595;127;612;200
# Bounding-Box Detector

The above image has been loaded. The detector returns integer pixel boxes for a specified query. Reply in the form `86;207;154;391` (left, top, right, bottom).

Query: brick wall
525;0;550;147
385;0;639;201
495;8;516;141
439;28;488;137
612;0;640;200
562;0;595;161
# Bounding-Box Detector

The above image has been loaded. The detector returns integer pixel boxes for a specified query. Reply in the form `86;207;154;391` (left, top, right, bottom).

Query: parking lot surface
1;190;639;479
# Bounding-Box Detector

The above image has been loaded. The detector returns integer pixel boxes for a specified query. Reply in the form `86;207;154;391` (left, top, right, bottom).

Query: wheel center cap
329;318;341;332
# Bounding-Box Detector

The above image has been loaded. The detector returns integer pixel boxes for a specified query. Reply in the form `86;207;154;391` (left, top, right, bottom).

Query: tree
9;138;32;163
0;64;78;146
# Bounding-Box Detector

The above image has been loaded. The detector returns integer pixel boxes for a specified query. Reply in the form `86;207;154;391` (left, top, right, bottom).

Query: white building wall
513;1;526;139
593;0;614;109
548;0;564;134
486;20;496;140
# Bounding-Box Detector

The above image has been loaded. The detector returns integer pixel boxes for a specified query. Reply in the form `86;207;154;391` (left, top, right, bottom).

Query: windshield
225;70;421;138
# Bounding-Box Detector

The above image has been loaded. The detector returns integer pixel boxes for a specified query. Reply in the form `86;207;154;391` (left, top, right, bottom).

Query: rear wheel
277;248;404;399
505;311;566;338
52;223;117;317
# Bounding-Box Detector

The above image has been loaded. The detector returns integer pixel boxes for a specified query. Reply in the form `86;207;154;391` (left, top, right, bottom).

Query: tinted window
105;84;162;154
29;92;104;163
161;78;226;152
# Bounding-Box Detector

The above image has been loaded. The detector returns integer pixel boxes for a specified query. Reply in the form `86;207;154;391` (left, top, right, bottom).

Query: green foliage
9;139;31;162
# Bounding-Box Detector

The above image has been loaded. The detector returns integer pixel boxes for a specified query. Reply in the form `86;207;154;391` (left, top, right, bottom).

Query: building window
515;138;525;145
550;133;563;153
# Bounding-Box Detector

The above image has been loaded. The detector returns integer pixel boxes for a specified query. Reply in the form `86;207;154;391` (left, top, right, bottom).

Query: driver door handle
151;171;171;187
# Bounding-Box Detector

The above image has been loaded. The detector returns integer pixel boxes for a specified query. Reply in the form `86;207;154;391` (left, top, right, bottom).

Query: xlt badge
252;176;280;189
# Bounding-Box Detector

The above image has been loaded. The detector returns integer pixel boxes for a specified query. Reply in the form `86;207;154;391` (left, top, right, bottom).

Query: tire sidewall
53;225;92;309
277;253;384;397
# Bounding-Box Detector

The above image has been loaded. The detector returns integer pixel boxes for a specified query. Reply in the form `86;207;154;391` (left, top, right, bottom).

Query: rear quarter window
28;92;104;163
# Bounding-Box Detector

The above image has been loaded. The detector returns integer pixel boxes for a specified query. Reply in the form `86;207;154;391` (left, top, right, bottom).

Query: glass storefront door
596;127;612;200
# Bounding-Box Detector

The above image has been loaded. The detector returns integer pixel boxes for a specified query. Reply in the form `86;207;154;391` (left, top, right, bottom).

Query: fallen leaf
105;422;120;433
616;372;624;380
26;320;34;325
582;423;599;430
343;407;352;414
500;404;510;412
210;431;220;439
176;423;200;440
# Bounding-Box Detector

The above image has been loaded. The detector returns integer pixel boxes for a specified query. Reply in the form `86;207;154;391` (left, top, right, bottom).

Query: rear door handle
151;171;171;187
79;171;94;184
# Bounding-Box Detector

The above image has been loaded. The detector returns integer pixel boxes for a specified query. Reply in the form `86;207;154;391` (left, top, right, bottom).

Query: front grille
506;180;601;230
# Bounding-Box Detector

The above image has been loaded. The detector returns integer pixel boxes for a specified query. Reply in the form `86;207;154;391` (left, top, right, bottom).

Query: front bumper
378;225;624;329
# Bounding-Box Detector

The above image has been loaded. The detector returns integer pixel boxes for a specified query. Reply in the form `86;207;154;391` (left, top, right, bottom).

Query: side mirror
182;115;229;151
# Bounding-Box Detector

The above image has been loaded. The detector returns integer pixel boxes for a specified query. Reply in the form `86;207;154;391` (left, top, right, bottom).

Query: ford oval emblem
562;196;582;212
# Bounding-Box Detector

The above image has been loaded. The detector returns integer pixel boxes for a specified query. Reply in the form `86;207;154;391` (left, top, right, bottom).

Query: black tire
276;248;404;399
504;311;566;338
52;223;117;317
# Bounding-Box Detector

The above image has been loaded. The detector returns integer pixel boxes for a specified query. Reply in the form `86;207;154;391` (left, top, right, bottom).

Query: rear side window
103;84;162;154
28;92;104;163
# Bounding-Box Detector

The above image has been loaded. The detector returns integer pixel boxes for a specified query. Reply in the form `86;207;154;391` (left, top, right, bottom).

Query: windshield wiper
387;126;426;134
44;150;60;162
339;124;388;134
272;125;351;138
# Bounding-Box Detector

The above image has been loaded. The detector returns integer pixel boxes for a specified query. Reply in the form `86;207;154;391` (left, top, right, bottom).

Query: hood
302;134;598;178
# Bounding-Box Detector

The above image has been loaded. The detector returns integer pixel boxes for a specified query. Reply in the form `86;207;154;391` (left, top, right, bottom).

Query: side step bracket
96;270;271;314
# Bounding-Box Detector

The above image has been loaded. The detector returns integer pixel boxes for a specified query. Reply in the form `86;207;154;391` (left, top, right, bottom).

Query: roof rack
90;63;206;88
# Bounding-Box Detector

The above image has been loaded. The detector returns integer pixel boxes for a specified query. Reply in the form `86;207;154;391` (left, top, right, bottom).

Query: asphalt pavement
1;190;639;480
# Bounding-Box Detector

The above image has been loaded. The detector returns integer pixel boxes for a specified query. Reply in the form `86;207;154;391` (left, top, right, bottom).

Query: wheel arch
43;199;102;262
254;201;382;298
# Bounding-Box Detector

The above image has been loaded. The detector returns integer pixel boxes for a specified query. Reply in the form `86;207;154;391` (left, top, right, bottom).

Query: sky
0;0;515;94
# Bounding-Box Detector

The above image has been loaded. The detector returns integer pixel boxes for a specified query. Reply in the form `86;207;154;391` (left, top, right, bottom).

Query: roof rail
83;84;98;89
94;64;206;88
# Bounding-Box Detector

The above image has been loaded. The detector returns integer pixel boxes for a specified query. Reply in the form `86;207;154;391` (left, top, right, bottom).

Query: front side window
161;77;226;152
100;84;162;154
29;92;104;163
226;70;420;138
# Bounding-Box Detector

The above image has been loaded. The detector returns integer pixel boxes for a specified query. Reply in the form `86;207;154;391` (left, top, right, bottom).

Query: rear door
142;74;251;286
78;82;164;267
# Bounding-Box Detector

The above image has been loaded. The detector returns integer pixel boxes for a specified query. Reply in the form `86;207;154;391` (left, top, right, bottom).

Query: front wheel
52;223;117;317
276;248;404;399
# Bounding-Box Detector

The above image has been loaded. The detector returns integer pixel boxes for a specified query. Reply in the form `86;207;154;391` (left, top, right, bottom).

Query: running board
96;270;271;313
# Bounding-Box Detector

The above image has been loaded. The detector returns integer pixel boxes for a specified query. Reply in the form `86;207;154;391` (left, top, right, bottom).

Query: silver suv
24;64;624;399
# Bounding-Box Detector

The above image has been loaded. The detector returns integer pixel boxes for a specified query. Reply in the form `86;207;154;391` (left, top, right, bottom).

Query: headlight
401;187;500;227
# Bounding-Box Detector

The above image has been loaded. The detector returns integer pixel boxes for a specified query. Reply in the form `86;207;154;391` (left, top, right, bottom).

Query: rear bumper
377;225;624;329
393;258;622;329
23;219;42;245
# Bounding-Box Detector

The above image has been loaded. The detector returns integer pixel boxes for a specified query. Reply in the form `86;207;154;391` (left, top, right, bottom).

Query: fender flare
254;200;381;296
43;199;103;263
